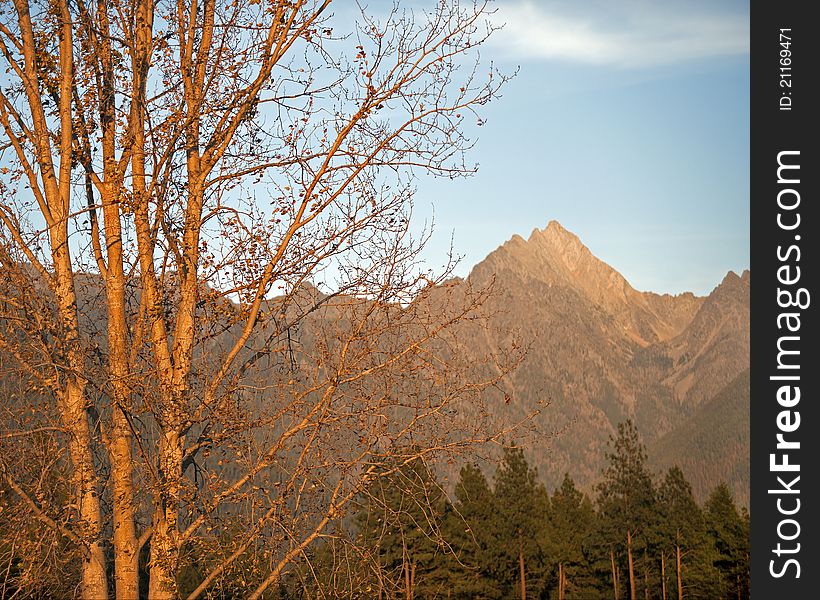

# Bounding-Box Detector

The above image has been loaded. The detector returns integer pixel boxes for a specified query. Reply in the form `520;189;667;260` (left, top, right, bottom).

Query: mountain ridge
454;220;749;503
470;221;708;347
0;220;750;505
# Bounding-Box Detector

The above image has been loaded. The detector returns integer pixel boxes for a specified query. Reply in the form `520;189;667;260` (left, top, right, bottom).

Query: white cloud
490;1;749;68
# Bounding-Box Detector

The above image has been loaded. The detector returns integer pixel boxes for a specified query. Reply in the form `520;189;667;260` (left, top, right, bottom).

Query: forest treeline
246;421;749;600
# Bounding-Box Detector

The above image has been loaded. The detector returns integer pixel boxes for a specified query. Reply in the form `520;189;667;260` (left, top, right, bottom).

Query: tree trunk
148;429;185;599
377;546;383;600
676;543;682;600
558;563;567;600
102;186;139;599
644;549;650;600
404;560;411;600
54;222;109;600
661;551;667;600
0;0;108;593
611;544;620;600
111;409;139;598
627;529;636;600
559;562;565;600
404;538;412;600
64;382;109;600
519;531;527;600
563;563;567;599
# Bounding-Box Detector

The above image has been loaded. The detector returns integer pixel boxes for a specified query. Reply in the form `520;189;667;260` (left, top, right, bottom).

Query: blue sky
413;0;750;296
0;0;748;297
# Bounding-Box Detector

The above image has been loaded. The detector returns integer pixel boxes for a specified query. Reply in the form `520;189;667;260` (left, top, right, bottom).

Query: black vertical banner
751;1;817;598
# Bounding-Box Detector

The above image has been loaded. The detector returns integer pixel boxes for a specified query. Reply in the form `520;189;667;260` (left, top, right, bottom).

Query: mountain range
447;220;750;505
0;220;750;507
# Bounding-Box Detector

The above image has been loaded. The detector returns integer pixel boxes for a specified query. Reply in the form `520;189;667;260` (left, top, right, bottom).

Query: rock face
471;221;704;347
459;221;750;504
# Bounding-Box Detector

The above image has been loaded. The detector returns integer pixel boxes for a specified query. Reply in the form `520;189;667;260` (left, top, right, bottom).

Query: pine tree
657;467;721;599
443;463;505;599
493;446;551;599
549;473;599;599
355;456;452;599
705;484;750;599
596;421;657;600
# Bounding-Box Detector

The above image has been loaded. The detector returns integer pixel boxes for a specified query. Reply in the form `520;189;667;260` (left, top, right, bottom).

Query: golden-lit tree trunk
107;276;139;599
676;543;683;600
611;544;620;600
94;0;140;591
661;551;667;600
61;382;109;599
148;429;185;599
97;71;139;600
3;0;110;596
53;197;110;600
110;412;139;598
627;529;637;600
558;562;566;600
519;531;527;600
644;549;650;600
127;0;183;594
49;123;110;600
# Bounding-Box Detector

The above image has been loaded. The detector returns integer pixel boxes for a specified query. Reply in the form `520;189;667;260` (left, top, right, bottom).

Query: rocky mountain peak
719;269;750;291
537;219;583;247
475;220;615;287
454;222;750;504
489;220;638;310
528;220;592;272
470;220;709;346
698;269;751;309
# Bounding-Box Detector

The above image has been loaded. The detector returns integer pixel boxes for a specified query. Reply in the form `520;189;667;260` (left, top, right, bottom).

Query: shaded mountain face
456;221;750;504
649;370;750;505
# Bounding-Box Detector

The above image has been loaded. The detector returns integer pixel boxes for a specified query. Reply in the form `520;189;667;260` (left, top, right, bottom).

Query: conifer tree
493;446;551;599
657;467;721;599
354;456;451;599
596;421;657;600
549;473;598;599
705;484;750;600
443;463;505;599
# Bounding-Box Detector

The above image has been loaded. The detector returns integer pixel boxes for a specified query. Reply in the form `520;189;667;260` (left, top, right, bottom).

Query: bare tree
0;1;514;597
